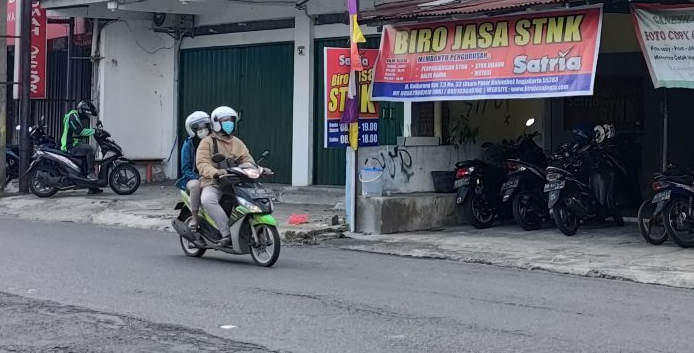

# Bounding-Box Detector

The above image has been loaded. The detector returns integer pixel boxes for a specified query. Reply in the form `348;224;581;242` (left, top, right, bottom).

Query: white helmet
184;111;211;137
210;106;239;133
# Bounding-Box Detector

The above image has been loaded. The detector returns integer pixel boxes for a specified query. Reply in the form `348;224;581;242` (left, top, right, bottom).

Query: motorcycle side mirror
212;154;226;164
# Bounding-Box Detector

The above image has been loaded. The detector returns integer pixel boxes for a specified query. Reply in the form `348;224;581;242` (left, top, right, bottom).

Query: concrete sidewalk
332;223;694;289
0;182;344;236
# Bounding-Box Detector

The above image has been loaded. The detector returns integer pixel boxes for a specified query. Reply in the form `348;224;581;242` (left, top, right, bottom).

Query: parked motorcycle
171;151;280;267
4;117;57;188
500;118;549;231
454;120;541;229
637;164;693;245
649;165;694;248
544;127;627;236
24;119;140;197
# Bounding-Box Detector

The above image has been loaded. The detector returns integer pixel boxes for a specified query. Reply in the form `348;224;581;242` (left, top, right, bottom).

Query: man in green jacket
61;101;97;181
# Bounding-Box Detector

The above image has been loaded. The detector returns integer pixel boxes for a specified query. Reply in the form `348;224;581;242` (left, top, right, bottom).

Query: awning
363;0;571;22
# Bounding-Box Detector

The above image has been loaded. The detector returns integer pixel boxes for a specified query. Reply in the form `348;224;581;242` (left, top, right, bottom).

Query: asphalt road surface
1;217;693;353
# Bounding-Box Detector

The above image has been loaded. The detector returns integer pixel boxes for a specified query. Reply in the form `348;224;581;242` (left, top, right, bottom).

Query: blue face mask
221;121;235;134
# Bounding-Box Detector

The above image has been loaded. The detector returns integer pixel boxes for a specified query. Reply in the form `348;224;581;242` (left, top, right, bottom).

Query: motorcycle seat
42;147;85;165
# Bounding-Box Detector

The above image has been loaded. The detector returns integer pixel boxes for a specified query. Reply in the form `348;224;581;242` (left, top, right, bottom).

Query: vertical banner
30;0;47;99
371;5;603;102
324;47;380;148
632;4;694;89
6;0;16;45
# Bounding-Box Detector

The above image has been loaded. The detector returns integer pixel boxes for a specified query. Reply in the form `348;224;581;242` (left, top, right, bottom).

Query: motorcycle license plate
454;177;470;189
544;181;565;193
501;177;519;191
652;190;671;204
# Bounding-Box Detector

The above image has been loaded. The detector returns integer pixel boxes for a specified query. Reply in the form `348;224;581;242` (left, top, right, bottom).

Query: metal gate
312;37;403;185
179;43;294;184
6;40;93;144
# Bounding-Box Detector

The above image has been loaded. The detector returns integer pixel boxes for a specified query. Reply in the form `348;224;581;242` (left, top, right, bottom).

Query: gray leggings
201;186;230;237
186;180;201;212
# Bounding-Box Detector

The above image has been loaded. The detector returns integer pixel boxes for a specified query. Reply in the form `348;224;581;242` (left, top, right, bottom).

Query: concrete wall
99;20;177;178
358;145;478;194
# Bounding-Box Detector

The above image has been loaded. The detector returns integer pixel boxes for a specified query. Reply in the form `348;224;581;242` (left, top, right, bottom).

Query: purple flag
347;0;358;15
341;97;359;124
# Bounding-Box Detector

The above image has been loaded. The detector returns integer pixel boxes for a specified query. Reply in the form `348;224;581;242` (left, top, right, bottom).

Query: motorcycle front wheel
28;164;59;198
512;192;544;231
551;201;579;236
250;224;280;267
463;193;496;229
637;199;667;245
109;163;141;195
664;197;694;248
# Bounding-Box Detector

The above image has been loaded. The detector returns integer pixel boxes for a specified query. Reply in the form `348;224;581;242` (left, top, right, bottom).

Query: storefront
347;0;694;233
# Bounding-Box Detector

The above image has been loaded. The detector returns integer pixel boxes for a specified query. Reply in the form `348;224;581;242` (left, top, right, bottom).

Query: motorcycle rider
196;106;254;246
176;111;211;231
61;101;98;184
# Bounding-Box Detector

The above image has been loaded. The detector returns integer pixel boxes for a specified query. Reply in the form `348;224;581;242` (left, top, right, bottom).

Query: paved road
1;218;693;353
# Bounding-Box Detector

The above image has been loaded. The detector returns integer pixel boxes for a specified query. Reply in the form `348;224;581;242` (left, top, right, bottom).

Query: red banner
30;1;47;99
372;5;603;101
324;47;380;148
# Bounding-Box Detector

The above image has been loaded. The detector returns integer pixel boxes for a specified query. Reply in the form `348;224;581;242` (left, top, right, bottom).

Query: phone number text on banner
324;47;380;148
371;5;603;102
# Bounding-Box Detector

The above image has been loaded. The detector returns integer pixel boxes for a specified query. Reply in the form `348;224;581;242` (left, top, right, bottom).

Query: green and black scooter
172;151;280;267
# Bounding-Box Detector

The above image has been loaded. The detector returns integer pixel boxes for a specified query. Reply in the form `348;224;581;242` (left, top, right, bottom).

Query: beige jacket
196;132;254;188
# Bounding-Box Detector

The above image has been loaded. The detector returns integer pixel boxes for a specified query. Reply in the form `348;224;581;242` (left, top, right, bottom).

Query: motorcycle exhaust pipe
172;219;198;243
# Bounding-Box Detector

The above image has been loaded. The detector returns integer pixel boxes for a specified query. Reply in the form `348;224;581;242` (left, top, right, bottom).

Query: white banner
632;4;694;89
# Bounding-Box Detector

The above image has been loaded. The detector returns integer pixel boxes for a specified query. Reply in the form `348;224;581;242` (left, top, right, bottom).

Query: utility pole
0;0;8;192
17;0;31;193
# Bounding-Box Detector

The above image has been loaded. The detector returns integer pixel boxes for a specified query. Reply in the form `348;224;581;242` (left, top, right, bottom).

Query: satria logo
513;47;582;74
338;54;369;67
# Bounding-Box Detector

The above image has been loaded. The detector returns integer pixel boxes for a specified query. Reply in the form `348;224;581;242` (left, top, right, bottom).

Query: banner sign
324;47;380;148
371;5;603;102
30;1;47;99
632;4;694;89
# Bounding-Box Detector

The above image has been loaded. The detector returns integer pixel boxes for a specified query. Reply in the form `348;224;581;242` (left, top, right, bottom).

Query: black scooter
24;119;141;197
545;130;627;236
4;117;57;188
500;119;549;231
649;166;694;248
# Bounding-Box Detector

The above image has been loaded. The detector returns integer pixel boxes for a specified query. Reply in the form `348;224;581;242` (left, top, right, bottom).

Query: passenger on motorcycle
176;111;211;231
61;101;100;193
196;106;254;246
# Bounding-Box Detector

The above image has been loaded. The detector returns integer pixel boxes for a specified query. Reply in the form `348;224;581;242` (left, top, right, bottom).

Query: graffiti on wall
365;146;414;182
461;99;511;126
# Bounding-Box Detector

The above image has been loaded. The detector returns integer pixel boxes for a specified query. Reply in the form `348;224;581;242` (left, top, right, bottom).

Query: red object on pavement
288;214;309;225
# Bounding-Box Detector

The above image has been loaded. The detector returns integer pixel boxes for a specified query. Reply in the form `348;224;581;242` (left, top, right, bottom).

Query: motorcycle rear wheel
637;199;667;245
463;194;496;229
551;202;579;236
179;216;206;257
512;192;543;231
250;224;280;267
28;164;59;198
664;197;694;248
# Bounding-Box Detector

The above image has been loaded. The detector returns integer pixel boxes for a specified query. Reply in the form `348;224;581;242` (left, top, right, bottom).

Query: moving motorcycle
4;117;57;188
500;118;549;231
171;151;280;267
24;119;140;197
648;165;694;248
545;127;627;236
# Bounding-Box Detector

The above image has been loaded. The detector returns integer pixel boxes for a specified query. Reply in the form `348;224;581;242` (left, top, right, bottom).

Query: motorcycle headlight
547;173;561;182
237;196;263;213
